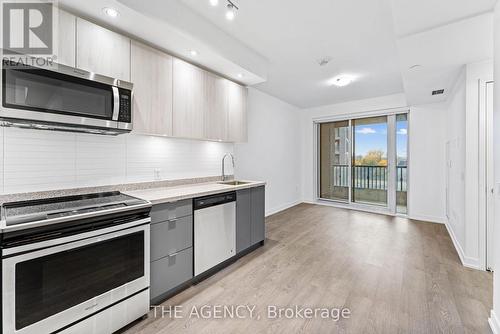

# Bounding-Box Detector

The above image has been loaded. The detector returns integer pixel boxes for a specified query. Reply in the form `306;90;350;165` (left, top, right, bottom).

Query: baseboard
490;310;500;334
444;219;483;270
265;200;302;217
408;214;445;224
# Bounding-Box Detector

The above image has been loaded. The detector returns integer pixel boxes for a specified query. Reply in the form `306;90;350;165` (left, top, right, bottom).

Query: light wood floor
125;203;492;334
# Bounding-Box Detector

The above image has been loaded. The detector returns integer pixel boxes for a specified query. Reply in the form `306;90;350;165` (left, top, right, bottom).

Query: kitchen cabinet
56;9;76;67
150;215;192;261
151;248;193;302
236;186;265;253
149;199;193;302
236;188;252;252
172;58;207;139
251;186;265;244
76;18;130;81
173;58;248;142
131;41;173;136
227;80;248;142
204;73;228;141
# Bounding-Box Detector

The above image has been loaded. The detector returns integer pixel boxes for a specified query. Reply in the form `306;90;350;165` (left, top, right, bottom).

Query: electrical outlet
154;168;161;181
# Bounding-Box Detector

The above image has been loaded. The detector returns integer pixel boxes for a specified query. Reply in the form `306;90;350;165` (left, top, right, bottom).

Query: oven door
2;223;150;334
1;62;131;131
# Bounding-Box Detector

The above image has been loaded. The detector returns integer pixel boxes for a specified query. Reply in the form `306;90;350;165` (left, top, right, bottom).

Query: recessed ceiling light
237;73;244;78
226;4;236;20
190;50;198;57
328;75;355;87
209;0;219;6
102;7;119;18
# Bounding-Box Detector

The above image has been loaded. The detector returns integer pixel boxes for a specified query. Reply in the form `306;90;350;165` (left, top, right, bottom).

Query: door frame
480;79;495;271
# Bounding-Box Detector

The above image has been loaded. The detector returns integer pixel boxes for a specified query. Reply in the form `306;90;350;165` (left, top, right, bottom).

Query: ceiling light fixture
225;0;238;21
209;0;219;6
237;73;244;78
190;50;198;56
328;74;355;87
102;7;119;18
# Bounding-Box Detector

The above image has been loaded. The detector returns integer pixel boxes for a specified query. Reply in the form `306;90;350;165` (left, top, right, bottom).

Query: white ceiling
397;12;494;105
180;0;404;108
391;0;496;37
59;0;268;85
60;0;496;109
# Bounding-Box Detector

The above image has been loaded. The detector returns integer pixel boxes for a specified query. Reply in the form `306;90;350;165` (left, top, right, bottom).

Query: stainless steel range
0;192;152;334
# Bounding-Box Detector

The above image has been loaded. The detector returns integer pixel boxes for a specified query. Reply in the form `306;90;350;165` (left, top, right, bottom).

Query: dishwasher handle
193;192;236;210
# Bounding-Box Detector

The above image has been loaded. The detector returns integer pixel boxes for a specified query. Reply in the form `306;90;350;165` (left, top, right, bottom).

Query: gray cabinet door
251;186;265;244
150;247;193;301
150;199;192;224
236;189;252;253
151;215;193;261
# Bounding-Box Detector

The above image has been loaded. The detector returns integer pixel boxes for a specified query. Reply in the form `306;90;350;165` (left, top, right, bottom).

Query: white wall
0;127;233;194
445;68;466;253
234;88;301;216
443;60;493;271
408;102;447;223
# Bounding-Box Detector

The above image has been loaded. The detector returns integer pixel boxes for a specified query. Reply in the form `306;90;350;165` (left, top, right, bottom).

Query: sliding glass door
317;113;408;214
319;121;350;202
396;114;408;214
352;116;388;206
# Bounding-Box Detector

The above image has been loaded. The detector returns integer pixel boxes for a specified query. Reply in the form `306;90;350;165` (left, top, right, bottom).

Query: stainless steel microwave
1;60;133;135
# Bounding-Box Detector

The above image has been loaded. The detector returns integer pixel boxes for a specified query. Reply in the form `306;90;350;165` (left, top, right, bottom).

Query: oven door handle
112;86;120;121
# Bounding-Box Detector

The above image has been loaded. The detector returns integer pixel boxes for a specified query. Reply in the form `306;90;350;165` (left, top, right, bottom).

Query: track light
226;3;236;20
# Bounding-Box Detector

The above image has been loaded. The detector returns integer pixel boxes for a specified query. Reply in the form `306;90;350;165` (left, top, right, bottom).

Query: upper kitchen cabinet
204;73;228;141
76;18;130;81
56;9;76;67
227;80;248;142
131;41;173;136
172;58;206;139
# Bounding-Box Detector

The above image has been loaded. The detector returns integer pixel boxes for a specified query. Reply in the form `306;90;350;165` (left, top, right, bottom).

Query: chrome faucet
221;153;235;181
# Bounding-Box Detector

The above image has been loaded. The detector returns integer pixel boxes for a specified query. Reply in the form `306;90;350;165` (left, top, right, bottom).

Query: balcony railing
332;165;407;191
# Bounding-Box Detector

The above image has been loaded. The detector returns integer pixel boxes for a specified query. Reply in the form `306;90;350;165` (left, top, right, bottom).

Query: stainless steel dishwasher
193;192;236;276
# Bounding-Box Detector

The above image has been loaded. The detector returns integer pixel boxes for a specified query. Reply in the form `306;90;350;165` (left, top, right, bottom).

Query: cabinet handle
168;218;178;223
168;251;179;257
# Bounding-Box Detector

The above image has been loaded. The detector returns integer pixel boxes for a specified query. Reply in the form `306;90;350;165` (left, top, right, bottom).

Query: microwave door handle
112;86;120;121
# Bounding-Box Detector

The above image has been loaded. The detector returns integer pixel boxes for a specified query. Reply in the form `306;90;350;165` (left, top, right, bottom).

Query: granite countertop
124;180;266;205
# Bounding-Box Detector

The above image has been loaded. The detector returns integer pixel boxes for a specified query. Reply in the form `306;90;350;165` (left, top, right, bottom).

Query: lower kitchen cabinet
236;186;265;253
236;189;252;252
149;186;264;303
250;186;265;244
150;247;193;301
150;215;192;261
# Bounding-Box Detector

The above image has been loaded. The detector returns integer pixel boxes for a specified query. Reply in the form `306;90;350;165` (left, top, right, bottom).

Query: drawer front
150;247;193;300
150;199;192;224
151;215;193;261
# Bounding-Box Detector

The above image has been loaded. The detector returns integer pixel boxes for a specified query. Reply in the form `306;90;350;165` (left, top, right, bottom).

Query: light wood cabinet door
204;73;228;141
76;18;130;80
227;81;248;142
131;41;173;136
172;59;206;139
56;9;76;67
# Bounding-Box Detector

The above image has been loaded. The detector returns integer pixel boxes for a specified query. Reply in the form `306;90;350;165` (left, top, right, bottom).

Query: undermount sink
218;180;251;186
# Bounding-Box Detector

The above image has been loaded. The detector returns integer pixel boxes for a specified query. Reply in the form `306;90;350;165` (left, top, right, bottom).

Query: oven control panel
118;89;132;123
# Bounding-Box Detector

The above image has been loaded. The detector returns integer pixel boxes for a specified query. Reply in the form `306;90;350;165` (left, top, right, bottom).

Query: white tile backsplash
1;128;234;195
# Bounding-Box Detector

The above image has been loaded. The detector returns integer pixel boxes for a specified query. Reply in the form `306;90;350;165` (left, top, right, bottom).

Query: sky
354;120;407;158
